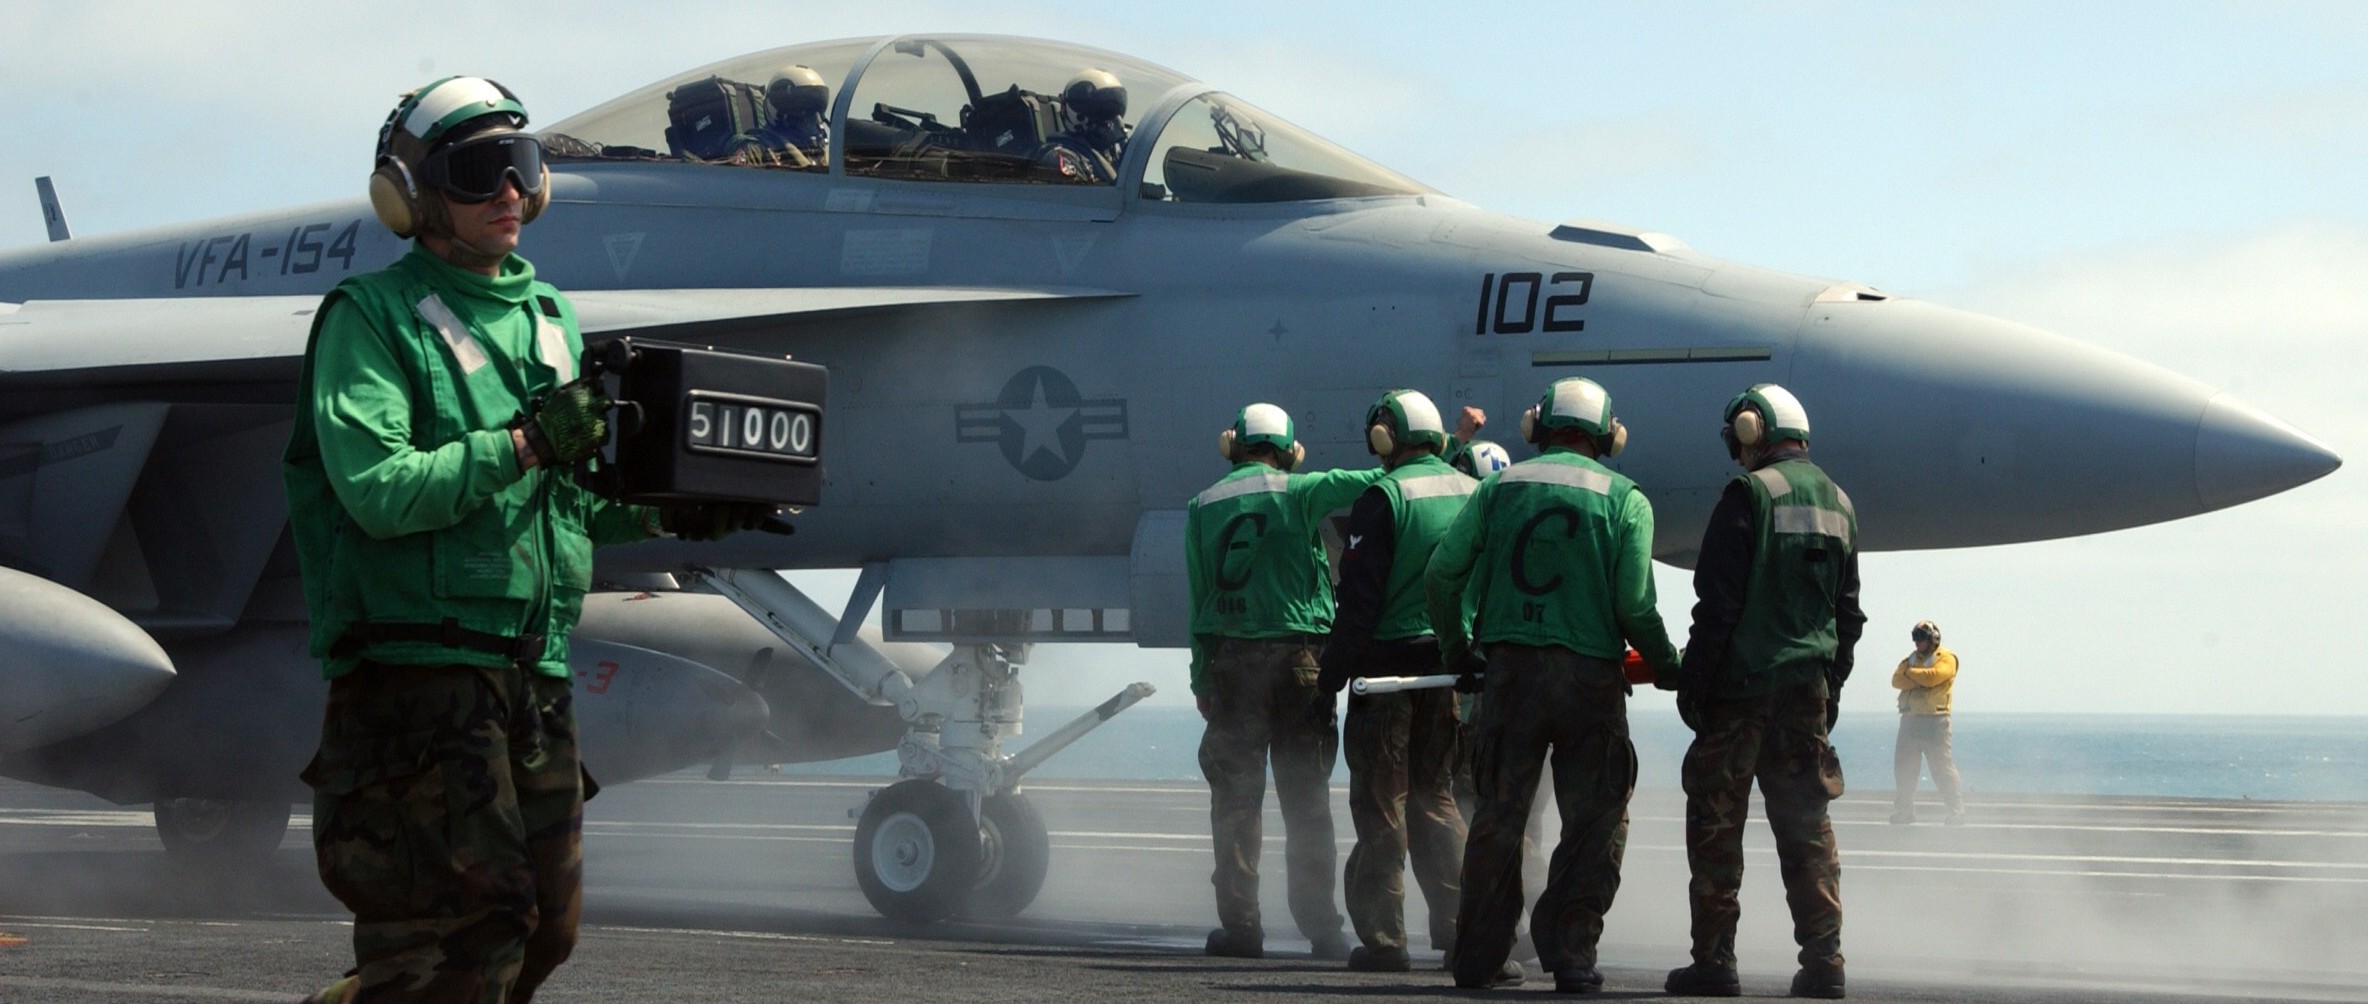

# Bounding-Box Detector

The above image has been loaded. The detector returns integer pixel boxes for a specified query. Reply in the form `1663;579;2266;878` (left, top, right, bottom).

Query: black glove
1677;688;1707;733
516;381;610;467
1302;689;1338;732
1315;643;1351;696
1451;651;1487;694
660;501;779;541
1823;668;1845;731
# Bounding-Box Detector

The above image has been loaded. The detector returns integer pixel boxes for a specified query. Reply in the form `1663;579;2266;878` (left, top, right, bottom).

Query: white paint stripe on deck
0;976;291;1001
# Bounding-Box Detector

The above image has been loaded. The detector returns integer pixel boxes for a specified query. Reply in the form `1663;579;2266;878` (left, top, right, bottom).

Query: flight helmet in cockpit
732;64;830;167
1038;68;1127;183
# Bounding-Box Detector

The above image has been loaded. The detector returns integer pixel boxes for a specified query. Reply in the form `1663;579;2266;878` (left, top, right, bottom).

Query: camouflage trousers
303;661;588;1004
1198;637;1344;943
1680;677;1844;970
1893;714;1962;813
1343;683;1465;953
1454;646;1636;983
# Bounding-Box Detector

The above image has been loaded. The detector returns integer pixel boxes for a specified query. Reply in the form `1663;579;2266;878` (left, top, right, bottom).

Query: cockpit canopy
542;34;1430;203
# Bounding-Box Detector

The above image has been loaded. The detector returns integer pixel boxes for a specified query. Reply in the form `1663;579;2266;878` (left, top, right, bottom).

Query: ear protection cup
1367;422;1395;457
518;164;552;224
1218;428;1240;463
1285;442;1305;472
1599;419;1628;458
368;158;421;237
1730;407;1765;453
1520;406;1541;445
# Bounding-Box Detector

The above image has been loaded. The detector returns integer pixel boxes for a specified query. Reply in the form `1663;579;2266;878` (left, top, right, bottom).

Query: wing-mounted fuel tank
0;565;175;753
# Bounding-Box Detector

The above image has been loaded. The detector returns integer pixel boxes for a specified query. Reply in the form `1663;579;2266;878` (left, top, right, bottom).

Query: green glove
660;501;779;541
519;381;610;467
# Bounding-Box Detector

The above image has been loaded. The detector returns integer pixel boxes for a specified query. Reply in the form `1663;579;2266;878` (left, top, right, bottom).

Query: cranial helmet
1721;382;1812;459
367;76;548;238
1520;377;1626;457
1365;389;1448;457
1062;68;1128;122
1912;620;1942;643
1449;439;1513;479
1218;402;1304;471
768;64;830;117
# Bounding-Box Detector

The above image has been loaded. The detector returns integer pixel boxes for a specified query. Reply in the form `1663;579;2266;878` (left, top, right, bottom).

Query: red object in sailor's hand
1621;649;1654;685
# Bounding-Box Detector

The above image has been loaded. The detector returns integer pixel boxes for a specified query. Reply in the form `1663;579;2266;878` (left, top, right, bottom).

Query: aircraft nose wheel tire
963;792;1050;919
853;779;982;923
153;798;292;870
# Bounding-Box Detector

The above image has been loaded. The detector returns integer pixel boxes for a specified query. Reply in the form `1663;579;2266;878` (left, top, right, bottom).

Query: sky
2;1;2361;716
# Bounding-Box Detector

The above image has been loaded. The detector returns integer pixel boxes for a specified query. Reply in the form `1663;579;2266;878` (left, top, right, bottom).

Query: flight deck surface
2;775;2362;1002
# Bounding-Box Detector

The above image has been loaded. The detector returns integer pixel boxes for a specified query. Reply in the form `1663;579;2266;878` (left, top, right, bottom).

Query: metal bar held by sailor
1350;674;1460;696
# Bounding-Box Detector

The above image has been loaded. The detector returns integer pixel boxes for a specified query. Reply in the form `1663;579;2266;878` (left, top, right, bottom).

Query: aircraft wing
0;285;1132;388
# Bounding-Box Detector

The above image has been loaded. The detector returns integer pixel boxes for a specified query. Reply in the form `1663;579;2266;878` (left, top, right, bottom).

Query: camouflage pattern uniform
1673;443;1863;976
1198;637;1344;943
1681;677;1844;970
1342;684;1464;953
1456;646;1637;976
305;661;588;1003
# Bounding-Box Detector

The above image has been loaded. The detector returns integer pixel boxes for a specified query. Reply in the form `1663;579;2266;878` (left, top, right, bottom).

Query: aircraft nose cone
2194;393;2341;512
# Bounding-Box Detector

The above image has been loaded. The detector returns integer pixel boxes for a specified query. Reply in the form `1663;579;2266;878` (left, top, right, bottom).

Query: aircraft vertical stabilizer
34;177;70;243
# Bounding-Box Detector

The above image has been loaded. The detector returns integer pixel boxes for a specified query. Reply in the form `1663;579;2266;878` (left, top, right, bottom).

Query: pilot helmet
1062;69;1128;122
1365;389;1448;457
367;76;548;238
768;65;831;118
1449;439;1514;478
1520;377;1626;457
1721;382;1812;459
1219;402;1304;471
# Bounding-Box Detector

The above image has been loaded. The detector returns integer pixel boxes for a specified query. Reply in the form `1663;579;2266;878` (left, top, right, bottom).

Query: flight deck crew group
296;72;1868;1004
1187;378;1864;998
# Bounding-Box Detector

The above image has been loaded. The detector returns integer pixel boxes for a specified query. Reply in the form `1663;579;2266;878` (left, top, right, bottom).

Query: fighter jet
0;35;2339;920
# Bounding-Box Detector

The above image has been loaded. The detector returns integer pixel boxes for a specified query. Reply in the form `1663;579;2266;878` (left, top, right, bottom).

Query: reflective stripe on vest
1396;472;1474;500
1195;470;1290;507
1499;463;1611;494
415;294;489;375
1772;505;1852;539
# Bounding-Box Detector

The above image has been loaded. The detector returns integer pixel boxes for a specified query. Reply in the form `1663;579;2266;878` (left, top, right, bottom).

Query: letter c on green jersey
1511;505;1580;596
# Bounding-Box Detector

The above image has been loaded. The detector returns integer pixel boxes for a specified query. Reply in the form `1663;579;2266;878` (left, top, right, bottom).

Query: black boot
1308;931;1352;961
1205;927;1263;959
1554;967;1603;993
1455;959;1526;989
1348;945;1411;972
1664;961;1741;997
1789;963;1845;999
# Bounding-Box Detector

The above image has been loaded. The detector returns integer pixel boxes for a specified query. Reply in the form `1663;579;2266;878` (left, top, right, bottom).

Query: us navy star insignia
955;366;1130;481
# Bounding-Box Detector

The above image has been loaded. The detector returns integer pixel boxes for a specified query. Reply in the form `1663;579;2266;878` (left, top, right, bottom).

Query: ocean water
786;707;2368;802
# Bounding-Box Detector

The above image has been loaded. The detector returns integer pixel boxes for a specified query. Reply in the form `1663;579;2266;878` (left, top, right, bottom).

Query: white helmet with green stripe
1218;402;1305;471
1722;382;1811;459
1520;376;1626;457
1365;388;1448;456
367;76;548;238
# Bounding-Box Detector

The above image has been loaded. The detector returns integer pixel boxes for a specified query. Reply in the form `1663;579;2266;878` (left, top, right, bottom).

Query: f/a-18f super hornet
0;35;2339;920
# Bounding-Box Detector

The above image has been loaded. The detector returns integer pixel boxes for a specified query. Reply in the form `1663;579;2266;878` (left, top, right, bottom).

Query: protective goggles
420;131;546;203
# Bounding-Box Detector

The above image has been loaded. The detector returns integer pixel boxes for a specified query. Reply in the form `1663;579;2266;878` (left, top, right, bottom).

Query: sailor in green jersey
1662;383;1865;1001
1425;377;1680;993
1313;390;1477;973
1186;402;1379;961
284;78;769;1004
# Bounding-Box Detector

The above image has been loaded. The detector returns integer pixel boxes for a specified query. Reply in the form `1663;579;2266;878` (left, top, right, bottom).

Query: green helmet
1721;382;1811;458
377;76;529;169
1218;402;1303;470
1523;376;1625;449
1365;388;1448;456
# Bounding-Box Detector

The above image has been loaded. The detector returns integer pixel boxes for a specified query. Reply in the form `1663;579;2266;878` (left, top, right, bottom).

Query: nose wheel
964;791;1049;919
852;781;1053;923
854;780;981;922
